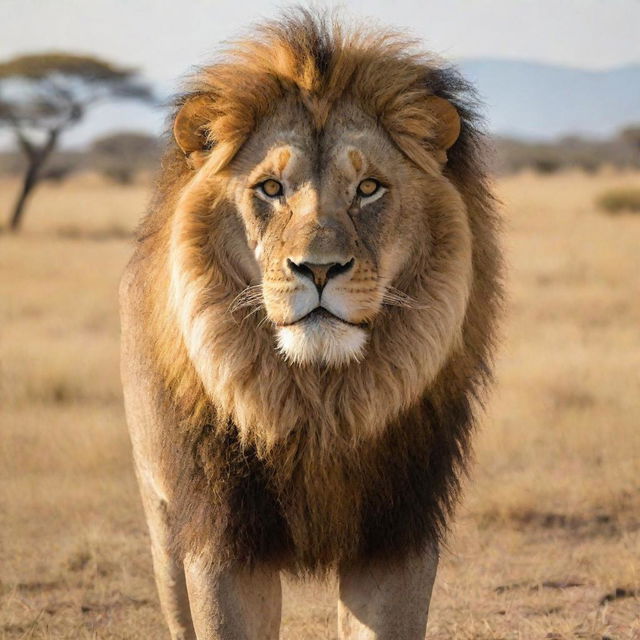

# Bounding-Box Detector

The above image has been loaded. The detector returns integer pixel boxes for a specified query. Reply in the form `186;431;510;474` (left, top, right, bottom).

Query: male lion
120;11;502;640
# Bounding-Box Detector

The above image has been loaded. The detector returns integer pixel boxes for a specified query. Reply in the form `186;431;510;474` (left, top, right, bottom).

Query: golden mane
129;10;503;571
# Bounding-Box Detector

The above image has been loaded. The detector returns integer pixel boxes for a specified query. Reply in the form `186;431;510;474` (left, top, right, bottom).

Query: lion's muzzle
286;257;355;296
265;247;375;366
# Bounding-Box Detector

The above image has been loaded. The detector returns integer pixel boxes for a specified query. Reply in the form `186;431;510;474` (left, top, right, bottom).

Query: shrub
90;131;160;185
597;188;640;214
102;165;135;185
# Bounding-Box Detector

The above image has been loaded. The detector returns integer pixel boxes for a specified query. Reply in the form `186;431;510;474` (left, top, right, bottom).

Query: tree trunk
9;160;40;231
8;128;60;232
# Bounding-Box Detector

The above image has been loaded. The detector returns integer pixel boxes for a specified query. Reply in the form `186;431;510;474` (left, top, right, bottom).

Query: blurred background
1;1;639;638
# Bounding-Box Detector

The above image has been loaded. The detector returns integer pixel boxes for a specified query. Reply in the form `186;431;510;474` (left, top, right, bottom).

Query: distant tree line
493;127;640;174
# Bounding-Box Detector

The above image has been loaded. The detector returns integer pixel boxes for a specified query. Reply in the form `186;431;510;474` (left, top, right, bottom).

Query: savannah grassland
0;169;639;639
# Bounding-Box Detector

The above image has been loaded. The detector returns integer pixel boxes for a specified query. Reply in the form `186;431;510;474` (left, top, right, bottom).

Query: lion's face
226;103;445;366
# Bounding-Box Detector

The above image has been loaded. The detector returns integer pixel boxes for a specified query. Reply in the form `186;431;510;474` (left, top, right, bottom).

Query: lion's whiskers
240;305;268;326
229;285;264;315
256;312;274;330
382;287;426;310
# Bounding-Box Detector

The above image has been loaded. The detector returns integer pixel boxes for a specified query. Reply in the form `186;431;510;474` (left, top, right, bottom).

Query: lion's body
121;10;501;639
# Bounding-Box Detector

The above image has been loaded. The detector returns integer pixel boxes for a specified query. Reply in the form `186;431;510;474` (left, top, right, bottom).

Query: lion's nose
287;258;355;294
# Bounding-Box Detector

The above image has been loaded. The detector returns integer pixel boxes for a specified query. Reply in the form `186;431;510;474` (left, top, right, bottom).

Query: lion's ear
425;95;461;154
173;94;216;168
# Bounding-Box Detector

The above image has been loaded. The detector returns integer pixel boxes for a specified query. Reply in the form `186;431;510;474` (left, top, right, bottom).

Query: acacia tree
0;53;153;231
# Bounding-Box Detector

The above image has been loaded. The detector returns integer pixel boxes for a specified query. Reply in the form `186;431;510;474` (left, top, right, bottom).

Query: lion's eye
259;179;284;198
356;178;381;198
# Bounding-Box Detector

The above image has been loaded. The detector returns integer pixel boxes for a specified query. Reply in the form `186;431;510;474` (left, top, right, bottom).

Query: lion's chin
275;316;368;367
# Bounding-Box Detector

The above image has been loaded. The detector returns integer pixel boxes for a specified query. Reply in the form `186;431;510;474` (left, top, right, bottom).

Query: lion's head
143;12;501;450
215;91;467;368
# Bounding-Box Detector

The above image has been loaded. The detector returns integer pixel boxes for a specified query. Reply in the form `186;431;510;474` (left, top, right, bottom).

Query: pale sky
2;0;639;82
1;0;639;146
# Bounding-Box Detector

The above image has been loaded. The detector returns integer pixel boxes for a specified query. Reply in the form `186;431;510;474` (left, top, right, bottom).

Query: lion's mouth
279;307;368;329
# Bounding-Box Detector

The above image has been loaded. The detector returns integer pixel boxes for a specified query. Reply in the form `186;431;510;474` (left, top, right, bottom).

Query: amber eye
259;179;284;198
356;178;381;198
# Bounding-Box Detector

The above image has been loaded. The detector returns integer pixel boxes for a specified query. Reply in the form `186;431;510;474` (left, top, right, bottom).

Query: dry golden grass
1;169;639;639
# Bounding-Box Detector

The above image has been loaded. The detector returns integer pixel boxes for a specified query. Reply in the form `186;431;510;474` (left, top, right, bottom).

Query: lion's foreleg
337;548;439;639
121;271;197;640
138;475;196;640
183;556;282;640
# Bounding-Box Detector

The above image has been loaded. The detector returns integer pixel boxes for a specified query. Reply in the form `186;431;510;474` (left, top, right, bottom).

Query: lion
120;10;502;640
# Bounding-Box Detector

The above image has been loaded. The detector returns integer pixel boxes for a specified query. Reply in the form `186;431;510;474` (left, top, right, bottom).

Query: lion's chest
175;393;469;572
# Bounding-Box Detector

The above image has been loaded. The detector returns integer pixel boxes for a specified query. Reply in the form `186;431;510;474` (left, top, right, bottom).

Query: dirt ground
1;170;639;639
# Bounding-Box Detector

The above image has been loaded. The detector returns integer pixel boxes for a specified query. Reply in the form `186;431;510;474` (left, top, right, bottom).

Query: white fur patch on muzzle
276;316;368;367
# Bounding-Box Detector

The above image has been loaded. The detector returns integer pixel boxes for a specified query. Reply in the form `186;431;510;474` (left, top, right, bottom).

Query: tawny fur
124;10;502;574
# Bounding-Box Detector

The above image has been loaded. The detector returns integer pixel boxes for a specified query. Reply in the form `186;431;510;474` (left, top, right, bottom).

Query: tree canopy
0;53;153;131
